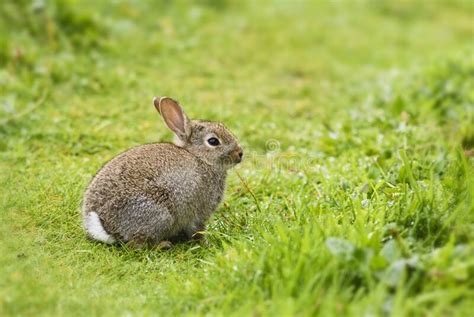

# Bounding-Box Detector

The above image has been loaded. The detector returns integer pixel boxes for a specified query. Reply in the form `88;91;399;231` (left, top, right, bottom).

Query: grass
1;0;473;316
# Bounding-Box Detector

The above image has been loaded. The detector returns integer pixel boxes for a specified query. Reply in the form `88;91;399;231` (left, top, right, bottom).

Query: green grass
1;0;474;316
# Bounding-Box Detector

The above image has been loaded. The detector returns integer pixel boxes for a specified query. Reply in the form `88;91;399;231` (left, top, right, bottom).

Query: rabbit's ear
153;97;191;141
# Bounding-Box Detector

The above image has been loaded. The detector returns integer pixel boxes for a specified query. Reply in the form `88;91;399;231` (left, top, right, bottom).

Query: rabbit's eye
207;137;220;146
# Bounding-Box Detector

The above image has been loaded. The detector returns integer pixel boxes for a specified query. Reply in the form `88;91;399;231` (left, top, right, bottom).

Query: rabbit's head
154;97;243;169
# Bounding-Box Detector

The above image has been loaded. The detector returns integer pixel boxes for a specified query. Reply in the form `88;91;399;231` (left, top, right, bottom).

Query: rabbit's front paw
187;222;206;241
156;240;173;250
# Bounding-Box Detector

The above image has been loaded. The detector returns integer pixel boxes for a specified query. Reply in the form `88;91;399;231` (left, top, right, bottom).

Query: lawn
1;1;473;316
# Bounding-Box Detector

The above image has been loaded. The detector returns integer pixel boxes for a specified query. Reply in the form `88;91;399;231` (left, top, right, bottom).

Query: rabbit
82;96;243;247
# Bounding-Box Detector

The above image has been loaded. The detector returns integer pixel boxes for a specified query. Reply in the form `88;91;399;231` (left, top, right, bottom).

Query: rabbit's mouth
217;149;243;168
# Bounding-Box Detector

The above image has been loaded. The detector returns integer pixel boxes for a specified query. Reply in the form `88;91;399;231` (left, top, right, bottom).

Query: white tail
84;212;116;244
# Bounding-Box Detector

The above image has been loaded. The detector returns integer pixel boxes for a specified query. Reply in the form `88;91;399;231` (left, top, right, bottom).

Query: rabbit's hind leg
117;196;176;247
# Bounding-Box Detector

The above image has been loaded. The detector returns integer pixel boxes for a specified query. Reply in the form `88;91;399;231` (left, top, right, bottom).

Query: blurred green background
1;1;473;316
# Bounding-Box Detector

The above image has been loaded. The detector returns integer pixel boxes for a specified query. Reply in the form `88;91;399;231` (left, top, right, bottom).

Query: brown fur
82;97;242;246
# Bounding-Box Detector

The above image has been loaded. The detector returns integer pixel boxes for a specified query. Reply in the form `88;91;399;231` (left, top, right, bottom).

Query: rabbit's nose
232;147;243;163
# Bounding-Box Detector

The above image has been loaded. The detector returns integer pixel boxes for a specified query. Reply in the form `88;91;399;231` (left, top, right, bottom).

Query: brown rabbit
82;97;243;247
